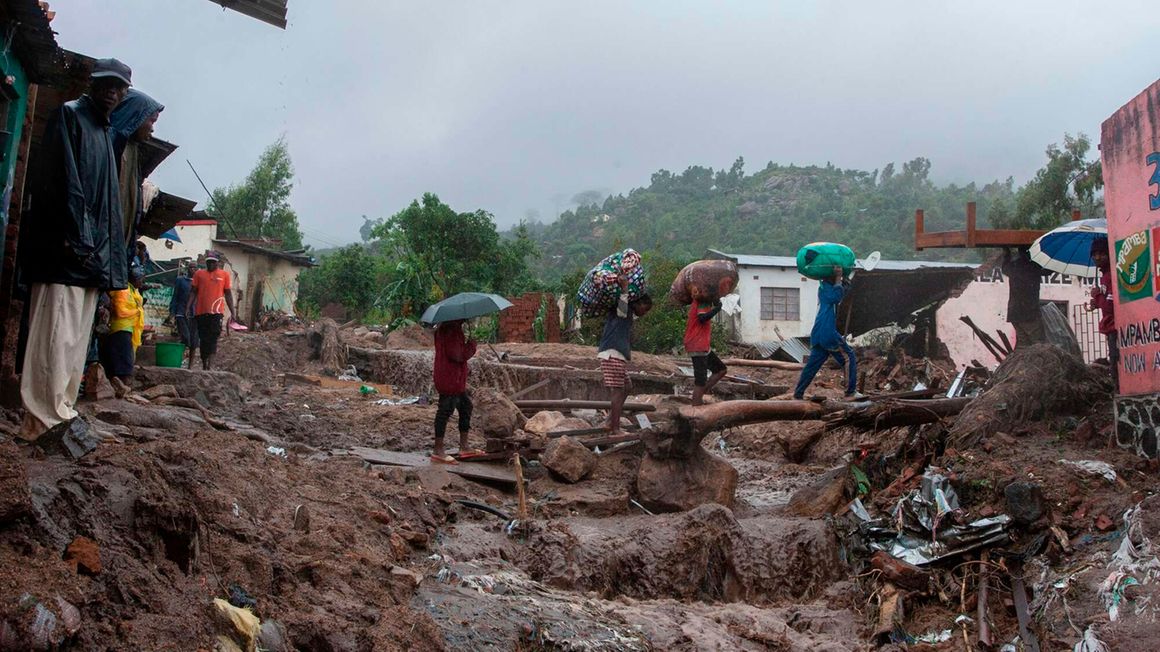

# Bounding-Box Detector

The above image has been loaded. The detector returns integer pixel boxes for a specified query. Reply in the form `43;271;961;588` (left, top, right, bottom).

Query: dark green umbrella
420;292;514;324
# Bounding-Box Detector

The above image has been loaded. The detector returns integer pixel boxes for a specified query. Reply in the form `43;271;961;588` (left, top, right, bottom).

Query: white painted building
139;219;218;262
213;240;315;324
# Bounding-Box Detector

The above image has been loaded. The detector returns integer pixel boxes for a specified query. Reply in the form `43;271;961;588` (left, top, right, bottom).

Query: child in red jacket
432;320;478;462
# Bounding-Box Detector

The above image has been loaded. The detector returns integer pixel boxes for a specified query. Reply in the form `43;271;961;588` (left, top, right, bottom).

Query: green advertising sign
1115;230;1153;303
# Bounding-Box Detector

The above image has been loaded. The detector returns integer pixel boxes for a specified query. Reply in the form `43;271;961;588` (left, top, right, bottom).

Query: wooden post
1071;209;1082;221
966;202;977;248
914;209;925;251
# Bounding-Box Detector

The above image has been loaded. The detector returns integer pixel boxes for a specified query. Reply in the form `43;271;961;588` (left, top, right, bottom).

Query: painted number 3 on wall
1149;152;1160;211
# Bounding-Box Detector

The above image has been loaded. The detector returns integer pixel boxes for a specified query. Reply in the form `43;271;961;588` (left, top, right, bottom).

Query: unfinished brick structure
498;292;560;343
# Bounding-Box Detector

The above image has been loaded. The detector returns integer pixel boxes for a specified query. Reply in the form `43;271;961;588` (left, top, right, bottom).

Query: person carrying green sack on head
794;265;863;400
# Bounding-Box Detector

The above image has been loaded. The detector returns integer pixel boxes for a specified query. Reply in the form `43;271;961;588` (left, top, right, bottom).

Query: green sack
796;242;855;280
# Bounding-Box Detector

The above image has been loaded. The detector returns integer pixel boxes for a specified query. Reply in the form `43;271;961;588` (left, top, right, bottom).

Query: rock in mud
1005;481;1045;526
786;465;850;517
541;436;597;483
258;620;291;652
133;367;245;409
524;411;590;435
472;388;524;438
0;441;31;521
636;447;737;512
35;417;99;459
140;384;178;400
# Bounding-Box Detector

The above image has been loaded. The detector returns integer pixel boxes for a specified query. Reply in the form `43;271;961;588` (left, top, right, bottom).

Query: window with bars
760;287;800;321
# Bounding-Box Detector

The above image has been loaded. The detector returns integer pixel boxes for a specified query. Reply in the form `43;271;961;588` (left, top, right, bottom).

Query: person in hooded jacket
19;58;132;440
110;89;163;249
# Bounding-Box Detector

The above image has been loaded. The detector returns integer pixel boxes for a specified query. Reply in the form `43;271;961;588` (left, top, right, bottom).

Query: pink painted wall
1100;79;1160;397
937;269;1096;369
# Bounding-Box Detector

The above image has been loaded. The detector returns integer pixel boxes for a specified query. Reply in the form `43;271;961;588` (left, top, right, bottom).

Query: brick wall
498;292;560;343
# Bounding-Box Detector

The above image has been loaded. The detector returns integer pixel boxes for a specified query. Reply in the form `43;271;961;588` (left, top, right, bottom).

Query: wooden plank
578;433;643;448
973;230;1045;246
966;202;978;247
514;399;657;412
721;358;804;371
914;209;925;251
915;231;968;248
342;447;519;485
509;378;552;400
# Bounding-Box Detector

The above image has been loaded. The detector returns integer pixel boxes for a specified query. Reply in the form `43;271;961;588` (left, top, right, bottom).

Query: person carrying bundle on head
794;265;862;401
597;276;653;435
686;298;726;405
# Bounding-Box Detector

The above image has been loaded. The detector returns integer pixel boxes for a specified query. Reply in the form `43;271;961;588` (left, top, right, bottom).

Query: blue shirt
598;295;634;360
810;280;848;349
171;276;192;317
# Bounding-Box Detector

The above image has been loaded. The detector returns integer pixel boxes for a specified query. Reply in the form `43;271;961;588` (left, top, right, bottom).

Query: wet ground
1;327;1156;650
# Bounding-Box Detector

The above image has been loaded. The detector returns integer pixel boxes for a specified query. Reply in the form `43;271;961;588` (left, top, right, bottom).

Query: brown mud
0;325;1155;650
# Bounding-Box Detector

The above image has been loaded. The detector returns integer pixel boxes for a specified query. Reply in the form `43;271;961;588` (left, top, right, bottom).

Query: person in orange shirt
685;298;727;405
185;254;236;370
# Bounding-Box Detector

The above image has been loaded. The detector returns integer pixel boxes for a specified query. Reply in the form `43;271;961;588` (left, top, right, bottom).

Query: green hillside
520;157;1018;283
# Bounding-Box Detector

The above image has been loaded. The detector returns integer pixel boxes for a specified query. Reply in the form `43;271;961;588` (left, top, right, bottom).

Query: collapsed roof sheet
840;266;976;337
206;0;288;29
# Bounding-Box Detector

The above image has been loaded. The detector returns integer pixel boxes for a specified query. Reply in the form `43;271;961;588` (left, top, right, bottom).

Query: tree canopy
210;137;304;250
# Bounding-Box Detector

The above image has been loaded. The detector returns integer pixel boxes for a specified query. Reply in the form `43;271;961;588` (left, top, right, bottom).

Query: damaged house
707;249;1100;368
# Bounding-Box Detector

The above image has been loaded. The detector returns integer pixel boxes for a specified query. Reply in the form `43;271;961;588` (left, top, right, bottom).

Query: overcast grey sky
51;1;1159;248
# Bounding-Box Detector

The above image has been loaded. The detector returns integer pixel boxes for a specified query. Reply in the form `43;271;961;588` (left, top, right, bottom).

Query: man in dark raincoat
110;88;163;249
19;58;132;440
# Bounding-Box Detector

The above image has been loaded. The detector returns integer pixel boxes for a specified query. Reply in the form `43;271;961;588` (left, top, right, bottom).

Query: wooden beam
509;378;552;400
721;358;804;371
966;202;977;248
514;399;657;412
914;209;925;251
341;447;519;485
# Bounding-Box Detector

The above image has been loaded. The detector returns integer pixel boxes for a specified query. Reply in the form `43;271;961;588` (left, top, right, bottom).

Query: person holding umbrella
420;292;513;463
432;319;477;463
1089;237;1118;389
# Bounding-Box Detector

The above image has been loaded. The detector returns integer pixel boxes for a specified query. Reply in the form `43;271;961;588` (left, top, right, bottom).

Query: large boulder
472;388;524;438
636;447;738;512
786;466;850;517
523;411;591;435
541;436;598;483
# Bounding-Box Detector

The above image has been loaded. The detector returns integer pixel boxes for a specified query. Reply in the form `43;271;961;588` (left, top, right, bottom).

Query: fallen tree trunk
677;400;836;437
720;358;804;371
823;397;972;431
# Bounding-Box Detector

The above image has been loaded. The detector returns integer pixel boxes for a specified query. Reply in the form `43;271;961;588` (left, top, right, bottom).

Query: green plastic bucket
155;342;186;368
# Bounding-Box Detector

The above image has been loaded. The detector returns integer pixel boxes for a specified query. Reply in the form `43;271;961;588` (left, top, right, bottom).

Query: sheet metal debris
852;470;1011;566
1059;459;1118;484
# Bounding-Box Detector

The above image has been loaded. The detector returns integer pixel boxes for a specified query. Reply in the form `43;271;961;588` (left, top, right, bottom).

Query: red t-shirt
191;269;232;316
684;303;714;353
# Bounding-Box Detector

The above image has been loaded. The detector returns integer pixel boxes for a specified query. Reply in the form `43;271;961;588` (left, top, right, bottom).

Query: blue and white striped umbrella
1029;218;1107;278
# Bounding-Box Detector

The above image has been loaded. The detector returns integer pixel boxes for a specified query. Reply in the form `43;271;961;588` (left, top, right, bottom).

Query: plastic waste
265;446;287;458
1059;459;1118;484
359;385;378;396
337;365;362;382
374;396;421;406
212;597;260;652
1073;626;1110;652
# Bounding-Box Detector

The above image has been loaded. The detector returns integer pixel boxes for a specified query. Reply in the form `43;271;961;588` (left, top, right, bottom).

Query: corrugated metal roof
206;0;288;29
0;0;63;82
214;239;315;266
706;248;977;271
